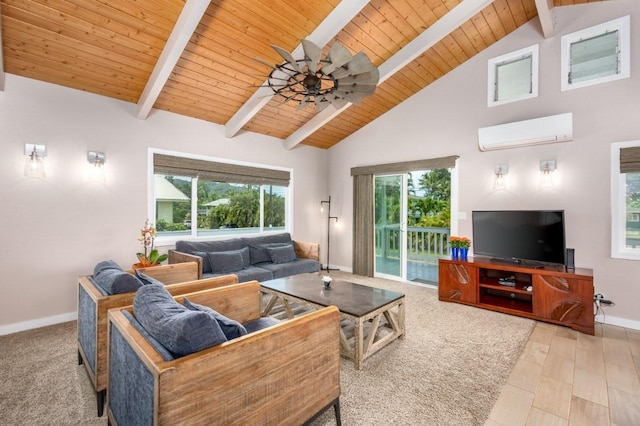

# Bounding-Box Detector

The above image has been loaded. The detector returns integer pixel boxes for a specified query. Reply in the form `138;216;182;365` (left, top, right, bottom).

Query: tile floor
486;321;640;426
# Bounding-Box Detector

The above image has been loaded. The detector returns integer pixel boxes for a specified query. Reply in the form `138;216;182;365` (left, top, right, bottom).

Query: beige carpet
0;272;534;426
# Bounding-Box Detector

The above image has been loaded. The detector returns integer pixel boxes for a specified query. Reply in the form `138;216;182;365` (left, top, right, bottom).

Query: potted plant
134;220;168;268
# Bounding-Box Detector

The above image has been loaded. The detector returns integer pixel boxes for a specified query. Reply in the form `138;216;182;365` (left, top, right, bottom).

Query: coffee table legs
261;289;405;369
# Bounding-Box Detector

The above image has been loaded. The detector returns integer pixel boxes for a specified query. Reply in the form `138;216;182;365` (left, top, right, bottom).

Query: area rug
308;272;535;426
0;272;534;426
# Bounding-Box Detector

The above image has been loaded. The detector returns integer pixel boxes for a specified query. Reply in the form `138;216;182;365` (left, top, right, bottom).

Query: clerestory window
487;44;539;107
561;16;630;91
149;150;291;242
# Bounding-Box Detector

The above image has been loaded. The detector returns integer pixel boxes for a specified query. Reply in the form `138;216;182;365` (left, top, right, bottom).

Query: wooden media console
438;257;594;335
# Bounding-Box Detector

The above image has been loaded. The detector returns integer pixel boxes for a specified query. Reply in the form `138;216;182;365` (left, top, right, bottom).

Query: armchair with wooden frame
107;281;342;426
77;261;239;417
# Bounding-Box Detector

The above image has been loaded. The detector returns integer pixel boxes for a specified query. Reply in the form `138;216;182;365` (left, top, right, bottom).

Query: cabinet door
533;274;594;328
438;261;477;304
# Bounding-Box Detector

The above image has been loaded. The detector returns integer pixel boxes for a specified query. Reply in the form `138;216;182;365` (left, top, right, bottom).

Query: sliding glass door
374;169;453;284
374;175;406;279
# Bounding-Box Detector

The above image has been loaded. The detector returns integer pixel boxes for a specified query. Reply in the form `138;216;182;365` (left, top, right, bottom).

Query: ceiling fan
257;39;380;113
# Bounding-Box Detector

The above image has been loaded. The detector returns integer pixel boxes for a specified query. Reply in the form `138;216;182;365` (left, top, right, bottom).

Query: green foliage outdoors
155;176;285;231
375;169;451;228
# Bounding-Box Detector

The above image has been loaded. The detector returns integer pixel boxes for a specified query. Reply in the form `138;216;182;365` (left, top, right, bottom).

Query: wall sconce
493;164;508;191
539;160;556;188
320;196;339;271
87;151;106;182
24;144;47;178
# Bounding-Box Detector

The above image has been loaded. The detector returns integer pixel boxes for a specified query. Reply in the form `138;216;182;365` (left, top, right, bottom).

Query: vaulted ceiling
0;0;601;150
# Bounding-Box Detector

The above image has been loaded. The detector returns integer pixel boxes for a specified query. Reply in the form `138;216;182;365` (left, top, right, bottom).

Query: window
150;150;291;241
487;44;538;107
611;141;640;260
561;16;630;91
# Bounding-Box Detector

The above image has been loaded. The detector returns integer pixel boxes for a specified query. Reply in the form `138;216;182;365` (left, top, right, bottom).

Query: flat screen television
472;210;566;266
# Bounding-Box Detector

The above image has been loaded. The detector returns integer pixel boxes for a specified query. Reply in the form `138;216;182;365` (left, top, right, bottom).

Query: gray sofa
168;232;321;281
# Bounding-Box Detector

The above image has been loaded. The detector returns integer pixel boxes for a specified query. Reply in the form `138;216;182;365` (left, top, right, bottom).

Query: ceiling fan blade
272;45;301;72
335;68;380;86
253;57;278;70
347;52;374;75
322;42;352;74
314;96;332;113
297;95;312;110
301;39;322;72
330;96;349;109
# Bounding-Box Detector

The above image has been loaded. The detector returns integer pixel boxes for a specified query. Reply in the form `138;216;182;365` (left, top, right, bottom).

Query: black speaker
566;248;575;269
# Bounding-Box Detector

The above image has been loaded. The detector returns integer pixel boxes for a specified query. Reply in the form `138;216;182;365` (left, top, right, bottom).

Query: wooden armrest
169;250;203;278
294;241;320;261
127;261;199;284
173;281;260;324
165;274;239;297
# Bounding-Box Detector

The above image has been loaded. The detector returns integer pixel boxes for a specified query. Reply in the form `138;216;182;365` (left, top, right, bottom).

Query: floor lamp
320;196;339;271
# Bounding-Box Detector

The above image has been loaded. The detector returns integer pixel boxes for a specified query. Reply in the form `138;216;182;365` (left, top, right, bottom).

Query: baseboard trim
0;312;77;336
595;314;640;331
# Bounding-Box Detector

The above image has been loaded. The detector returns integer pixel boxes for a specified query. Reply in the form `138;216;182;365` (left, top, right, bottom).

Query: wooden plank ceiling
1;0;602;150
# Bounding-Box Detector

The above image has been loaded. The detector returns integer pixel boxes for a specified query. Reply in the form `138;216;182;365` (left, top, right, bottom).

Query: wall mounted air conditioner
478;112;573;151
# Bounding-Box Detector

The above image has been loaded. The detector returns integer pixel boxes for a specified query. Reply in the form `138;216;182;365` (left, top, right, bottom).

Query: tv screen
472;210;566;266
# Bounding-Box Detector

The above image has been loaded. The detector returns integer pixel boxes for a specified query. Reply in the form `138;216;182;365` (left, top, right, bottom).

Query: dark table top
261;274;405;317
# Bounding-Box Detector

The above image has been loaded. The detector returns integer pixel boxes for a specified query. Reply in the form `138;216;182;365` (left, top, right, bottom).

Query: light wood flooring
486;321;640;426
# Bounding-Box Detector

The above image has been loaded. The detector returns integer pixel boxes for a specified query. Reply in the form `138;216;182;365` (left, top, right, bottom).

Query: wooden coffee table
261;274;405;370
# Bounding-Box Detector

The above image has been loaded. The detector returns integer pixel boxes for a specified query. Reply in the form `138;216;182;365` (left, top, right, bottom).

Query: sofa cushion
183;297;248;340
176;238;246;255
193;246;250;274
133;284;227;357
266;244;297;264
243;317;280;334
249;242;293;264
93;260;143;295
227;266;274;283
207;250;245;274
259;258;321;279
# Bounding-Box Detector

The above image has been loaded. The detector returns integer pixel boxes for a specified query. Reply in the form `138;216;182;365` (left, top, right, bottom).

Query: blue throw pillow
135;270;164;285
93;260;143;295
266;244;297;264
133;284;227;357
207;251;245;274
183;297;248;340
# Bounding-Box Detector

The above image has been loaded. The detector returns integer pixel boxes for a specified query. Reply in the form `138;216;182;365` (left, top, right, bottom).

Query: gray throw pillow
183;297;248;340
266;244;297;264
192;251;212;273
133;284;227;357
207;251;245;274
249;242;293;264
92;260;142;295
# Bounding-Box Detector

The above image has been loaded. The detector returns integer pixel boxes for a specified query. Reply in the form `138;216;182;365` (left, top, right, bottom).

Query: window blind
350;155;459;176
495;55;532;102
620;147;640;174
570;31;619;84
154;153;290;187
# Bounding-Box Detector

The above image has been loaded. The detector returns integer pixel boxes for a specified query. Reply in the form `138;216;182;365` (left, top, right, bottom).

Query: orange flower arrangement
449;236;471;249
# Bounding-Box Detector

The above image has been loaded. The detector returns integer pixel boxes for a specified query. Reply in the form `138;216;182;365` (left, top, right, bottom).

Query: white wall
0;75;328;333
329;0;640;328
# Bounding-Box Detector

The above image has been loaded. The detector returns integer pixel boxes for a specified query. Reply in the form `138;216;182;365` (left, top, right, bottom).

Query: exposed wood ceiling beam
0;1;5;91
224;0;371;139
136;0;210;119
283;0;495;150
535;0;555;38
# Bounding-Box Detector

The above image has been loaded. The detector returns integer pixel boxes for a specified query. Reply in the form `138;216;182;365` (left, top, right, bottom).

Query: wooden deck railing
375;225;450;263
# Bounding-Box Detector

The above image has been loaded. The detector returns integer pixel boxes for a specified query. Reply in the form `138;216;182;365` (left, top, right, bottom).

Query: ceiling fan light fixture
260;39;379;110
